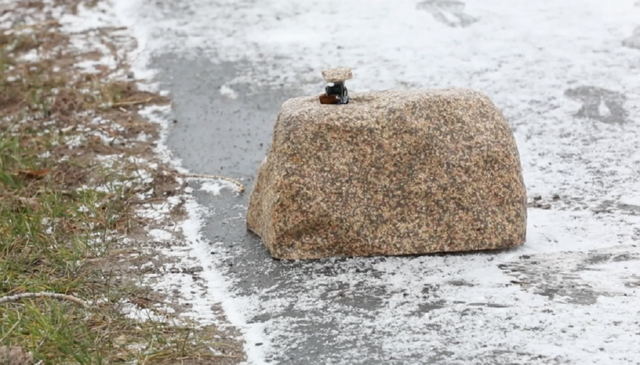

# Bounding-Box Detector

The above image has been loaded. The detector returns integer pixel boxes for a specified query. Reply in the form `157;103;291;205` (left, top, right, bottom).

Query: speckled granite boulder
247;88;527;259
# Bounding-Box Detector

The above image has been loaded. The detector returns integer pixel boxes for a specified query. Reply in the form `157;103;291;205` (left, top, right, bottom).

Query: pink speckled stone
247;88;527;259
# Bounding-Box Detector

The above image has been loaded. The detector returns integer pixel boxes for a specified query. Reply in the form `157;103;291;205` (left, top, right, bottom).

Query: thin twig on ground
177;172;246;193
110;97;155;108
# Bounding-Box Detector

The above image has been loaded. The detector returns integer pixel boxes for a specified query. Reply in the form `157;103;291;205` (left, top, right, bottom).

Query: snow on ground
200;180;241;196
95;0;640;364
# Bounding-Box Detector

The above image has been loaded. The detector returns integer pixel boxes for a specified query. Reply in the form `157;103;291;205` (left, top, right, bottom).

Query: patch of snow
199;180;238;196
65;134;85;148
18;49;39;62
95;154;121;168
148;228;173;242
41;217;53;235
75;59;115;74
132;170;153;186
78;184;111;194
137;105;185;172
109;0;161;90
219;84;238;99
59;2;116;33
128;156;147;165
136;202;171;221
90;129;123;146
136;132;149;142
91;116;109;125
620;193;640;207
179;199;268;362
520;209;640;255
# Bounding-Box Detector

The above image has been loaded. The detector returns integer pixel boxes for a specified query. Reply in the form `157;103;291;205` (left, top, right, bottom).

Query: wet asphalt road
152;54;640;365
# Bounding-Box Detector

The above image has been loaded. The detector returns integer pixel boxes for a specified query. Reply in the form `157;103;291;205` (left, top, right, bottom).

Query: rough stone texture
322;67;353;83
247;88;527;260
0;346;34;365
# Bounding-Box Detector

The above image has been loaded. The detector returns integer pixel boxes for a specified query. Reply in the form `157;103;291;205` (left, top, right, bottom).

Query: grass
0;2;242;364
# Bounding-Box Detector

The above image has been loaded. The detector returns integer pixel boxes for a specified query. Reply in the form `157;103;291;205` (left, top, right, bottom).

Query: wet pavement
129;1;640;364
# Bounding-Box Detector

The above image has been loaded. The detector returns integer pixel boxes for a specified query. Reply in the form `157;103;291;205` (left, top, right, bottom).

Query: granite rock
247;88;527;259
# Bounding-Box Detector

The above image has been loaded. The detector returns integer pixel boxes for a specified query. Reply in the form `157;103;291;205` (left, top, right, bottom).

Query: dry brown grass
0;1;244;364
